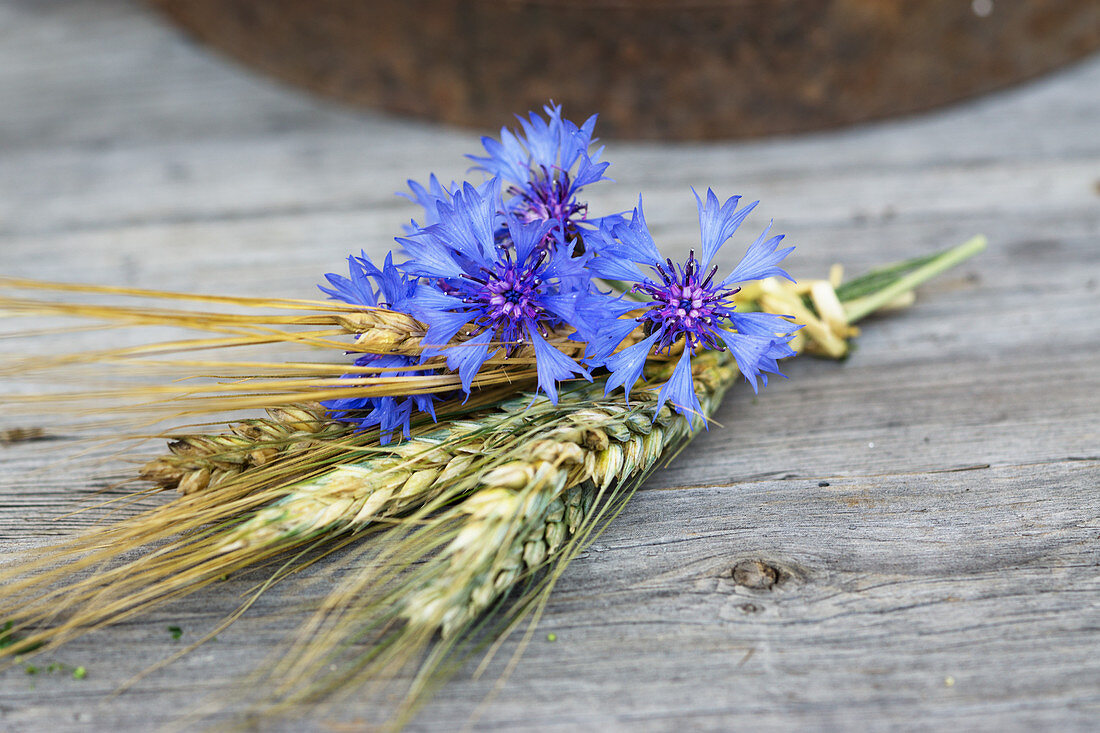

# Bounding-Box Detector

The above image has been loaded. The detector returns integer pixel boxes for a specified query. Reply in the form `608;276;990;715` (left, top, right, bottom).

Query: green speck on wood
547;633;557;642
0;620;17;649
1;619;45;654
72;666;87;680
168;625;183;640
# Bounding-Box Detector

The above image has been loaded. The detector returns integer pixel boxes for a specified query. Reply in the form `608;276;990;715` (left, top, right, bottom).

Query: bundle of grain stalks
0;104;984;729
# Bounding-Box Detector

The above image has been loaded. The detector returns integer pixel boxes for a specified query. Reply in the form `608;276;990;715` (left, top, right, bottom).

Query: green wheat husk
216;419;492;552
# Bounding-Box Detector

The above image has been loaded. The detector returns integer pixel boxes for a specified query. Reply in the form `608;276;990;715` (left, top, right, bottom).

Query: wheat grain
215;420;490;552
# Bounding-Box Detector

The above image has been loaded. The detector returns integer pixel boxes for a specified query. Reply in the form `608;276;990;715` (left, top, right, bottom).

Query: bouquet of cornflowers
0;104;983;728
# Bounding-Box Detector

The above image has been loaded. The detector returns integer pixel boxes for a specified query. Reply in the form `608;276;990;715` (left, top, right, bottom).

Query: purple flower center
509;166;587;242
456;252;551;349
634;249;740;354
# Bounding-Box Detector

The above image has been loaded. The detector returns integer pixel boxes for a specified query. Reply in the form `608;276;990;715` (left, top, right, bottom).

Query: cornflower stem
842;235;987;323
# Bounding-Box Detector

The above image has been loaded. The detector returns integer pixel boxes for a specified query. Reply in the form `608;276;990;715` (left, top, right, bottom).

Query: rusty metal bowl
148;0;1100;139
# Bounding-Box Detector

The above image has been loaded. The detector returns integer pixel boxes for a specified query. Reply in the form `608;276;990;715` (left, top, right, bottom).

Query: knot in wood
732;559;780;590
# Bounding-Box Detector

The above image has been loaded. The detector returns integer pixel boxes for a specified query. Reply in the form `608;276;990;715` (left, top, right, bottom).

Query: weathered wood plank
1;1;1098;731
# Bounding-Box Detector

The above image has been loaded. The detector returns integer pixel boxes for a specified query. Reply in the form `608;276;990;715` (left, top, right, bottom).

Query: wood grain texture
1;1;1099;730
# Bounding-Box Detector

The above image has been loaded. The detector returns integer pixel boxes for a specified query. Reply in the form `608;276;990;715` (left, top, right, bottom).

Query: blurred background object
147;0;1100;139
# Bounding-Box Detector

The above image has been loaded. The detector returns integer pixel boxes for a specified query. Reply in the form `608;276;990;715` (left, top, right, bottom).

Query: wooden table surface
2;1;1099;730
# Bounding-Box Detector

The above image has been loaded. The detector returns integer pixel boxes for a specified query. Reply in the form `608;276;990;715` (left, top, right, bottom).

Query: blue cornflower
467;103;617;251
319;252;441;444
587;190;799;422
399;179;615;403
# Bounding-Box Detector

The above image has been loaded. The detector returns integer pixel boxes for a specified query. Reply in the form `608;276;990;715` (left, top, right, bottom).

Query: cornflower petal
397;234;465;279
399;174;456;232
374;251;416;309
571;155;611;190
319;251;382;306
655;348;704;422
472;129;531;184
602;331;662;400
538;291;581;327
528;329;591;404
418;309;475;352
444;329;496;394
694;188;758;269
517;106;560;169
754;335;798;388
320;271;369;307
587;254;650;282
566;290;640;347
727;312;801;382
406;282;466;314
507;215;556;266
556;110;595;170
718;329;778;394
608;198;663;267
542;242;596;290
428;180;501;268
729;311;800;339
584;317;646;363
413;392;438;423
578;113;599;147
719;221;796;287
